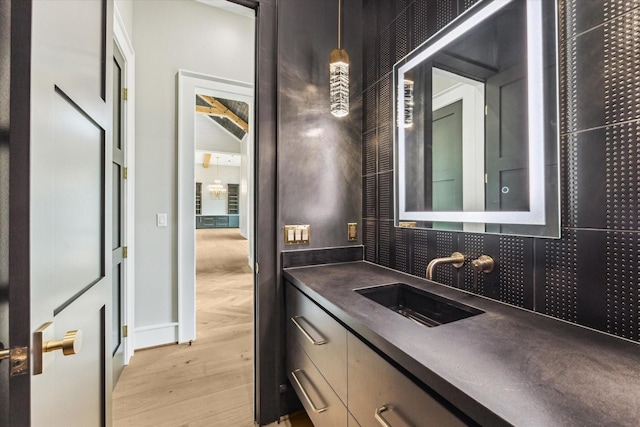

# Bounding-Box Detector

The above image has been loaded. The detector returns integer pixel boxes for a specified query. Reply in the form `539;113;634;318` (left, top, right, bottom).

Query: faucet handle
471;255;494;273
470;255;494;292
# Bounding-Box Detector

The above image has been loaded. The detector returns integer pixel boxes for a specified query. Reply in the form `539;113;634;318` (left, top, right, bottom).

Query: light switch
284;225;310;245
157;213;168;227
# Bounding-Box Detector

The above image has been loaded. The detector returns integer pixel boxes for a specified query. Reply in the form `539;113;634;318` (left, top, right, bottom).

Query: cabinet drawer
286;284;347;403
348;334;468;427
288;340;347;427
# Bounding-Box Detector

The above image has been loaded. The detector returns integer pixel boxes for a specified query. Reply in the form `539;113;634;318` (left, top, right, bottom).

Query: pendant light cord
338;0;342;49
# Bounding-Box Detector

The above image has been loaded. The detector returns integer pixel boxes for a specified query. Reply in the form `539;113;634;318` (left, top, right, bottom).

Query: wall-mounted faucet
425;252;465;280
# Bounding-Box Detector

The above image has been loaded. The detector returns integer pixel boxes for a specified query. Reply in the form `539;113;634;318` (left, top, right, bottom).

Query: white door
30;0;113;425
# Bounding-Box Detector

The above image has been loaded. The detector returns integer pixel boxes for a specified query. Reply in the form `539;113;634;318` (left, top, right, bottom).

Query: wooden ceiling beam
196;95;249;133
203;153;212;168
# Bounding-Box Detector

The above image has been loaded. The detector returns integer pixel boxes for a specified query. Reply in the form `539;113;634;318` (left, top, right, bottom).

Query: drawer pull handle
375;405;393;427
291;369;328;413
291;316;327;345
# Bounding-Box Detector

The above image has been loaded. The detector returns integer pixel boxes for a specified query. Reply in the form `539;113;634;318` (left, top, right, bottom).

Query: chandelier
208;156;227;199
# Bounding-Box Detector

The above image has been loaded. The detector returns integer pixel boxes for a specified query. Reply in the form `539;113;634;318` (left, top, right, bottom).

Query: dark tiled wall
362;0;640;341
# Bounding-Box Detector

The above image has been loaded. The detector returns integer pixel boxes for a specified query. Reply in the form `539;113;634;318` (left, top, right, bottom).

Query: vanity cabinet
286;285;348;426
286;283;467;427
286;284;348;402
348;335;467;427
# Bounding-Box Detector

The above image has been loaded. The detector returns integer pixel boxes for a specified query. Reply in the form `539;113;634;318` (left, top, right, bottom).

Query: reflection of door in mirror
431;68;485;232
432;101;463;230
485;65;528;209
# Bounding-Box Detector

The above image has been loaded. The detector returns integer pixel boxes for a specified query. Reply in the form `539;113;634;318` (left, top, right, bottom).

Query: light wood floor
113;228;312;427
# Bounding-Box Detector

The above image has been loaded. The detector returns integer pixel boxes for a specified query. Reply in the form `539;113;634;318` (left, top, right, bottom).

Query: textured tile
363;85;377;133
575;230;608;331
363;130;377;175
378;171;393;220
603;7;640;125
573;128;607;229
495;236;534;310
562;0;604;39
534;229;579;322
605;121;640;230
606;230;640;341
377;123;392;173
561;25;606;133
363;175;377;219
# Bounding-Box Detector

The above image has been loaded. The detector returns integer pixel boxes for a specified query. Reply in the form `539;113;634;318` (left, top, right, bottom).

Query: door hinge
484;105;488;115
123;246;128;259
123;325;128;338
123;88;128;101
255;262;259;274
485;173;488;184
0;344;29;376
123;167;128;179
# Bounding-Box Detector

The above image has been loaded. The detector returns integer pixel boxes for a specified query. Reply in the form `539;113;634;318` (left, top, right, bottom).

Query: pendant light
401;77;414;128
330;0;349;118
208;156;227;199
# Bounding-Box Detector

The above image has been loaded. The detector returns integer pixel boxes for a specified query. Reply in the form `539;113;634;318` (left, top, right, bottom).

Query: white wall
114;0;133;38
195;114;242;154
195;164;241;215
133;0;254;348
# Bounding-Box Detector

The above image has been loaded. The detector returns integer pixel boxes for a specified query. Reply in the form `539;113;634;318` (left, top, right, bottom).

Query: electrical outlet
348;223;357;241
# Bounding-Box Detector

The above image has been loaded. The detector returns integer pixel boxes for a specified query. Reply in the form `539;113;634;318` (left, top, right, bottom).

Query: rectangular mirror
394;0;559;237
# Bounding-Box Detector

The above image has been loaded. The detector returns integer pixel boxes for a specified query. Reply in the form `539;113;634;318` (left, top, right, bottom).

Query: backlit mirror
394;0;559;237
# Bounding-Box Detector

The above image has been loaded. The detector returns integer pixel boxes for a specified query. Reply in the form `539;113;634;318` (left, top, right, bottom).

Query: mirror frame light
394;0;558;226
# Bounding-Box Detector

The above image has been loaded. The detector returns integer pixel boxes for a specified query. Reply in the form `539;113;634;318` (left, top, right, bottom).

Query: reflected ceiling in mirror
393;0;559;237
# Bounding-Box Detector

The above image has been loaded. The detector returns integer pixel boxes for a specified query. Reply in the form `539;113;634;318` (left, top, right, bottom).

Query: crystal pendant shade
330;0;349;118
330;49;349;118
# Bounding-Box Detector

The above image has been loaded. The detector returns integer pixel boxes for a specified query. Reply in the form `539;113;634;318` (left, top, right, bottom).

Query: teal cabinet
196;215;240;229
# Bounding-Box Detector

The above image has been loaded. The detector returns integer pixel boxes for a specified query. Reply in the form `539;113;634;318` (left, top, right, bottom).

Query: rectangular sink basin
355;283;484;327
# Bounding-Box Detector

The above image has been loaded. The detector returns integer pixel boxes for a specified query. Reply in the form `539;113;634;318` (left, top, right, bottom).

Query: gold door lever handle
34;323;83;375
44;330;83;356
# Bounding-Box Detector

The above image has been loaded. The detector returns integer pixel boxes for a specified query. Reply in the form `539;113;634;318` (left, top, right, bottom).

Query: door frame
6;0;280;424
113;5;136;364
6;0;32;424
177;70;254;343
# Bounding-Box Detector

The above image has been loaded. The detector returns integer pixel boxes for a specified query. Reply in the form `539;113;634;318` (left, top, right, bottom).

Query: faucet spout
426;252;465;280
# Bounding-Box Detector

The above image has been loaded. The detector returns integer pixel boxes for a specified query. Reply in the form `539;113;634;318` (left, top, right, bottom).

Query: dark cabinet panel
286;285;348;404
287;340;348;427
347;334;466;427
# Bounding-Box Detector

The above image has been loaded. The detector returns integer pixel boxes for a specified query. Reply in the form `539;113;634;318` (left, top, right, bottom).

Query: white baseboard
134;323;179;349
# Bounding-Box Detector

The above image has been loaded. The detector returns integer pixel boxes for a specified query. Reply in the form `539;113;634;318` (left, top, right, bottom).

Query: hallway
113;228;311;426
112;229;247;425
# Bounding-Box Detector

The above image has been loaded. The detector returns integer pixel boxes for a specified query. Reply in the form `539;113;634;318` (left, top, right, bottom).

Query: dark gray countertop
283;261;640;426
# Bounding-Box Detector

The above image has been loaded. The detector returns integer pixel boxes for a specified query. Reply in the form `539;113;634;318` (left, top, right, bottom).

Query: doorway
177;72;255;343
